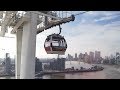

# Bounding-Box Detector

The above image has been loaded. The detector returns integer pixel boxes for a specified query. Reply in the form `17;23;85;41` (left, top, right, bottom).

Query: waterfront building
95;51;101;63
116;52;120;65
35;57;42;73
4;53;12;75
89;52;94;63
75;53;78;61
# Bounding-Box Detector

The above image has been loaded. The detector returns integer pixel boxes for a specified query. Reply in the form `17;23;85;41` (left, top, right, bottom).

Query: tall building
79;53;83;61
35;57;42;73
78;53;85;62
89;52;94;63
50;58;65;71
57;58;65;71
95;51;101;63
68;54;73;61
116;52;120;65
68;54;70;60
84;52;89;63
105;56;109;60
4;53;11;75
75;53;78;60
110;54;114;59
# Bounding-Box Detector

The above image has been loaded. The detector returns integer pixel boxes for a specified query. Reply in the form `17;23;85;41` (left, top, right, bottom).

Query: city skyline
0;11;120;58
67;51;102;63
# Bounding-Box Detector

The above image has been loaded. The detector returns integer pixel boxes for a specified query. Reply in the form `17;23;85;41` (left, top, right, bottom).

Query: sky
0;11;120;59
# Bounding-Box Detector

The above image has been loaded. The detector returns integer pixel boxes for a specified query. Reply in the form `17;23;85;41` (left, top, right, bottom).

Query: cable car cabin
44;34;67;55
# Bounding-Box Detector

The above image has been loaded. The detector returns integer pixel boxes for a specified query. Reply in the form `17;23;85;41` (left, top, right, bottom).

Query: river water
1;64;120;79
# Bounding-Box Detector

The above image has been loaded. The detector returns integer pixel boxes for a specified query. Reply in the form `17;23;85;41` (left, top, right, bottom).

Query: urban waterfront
1;64;120;79
42;64;120;79
0;52;120;79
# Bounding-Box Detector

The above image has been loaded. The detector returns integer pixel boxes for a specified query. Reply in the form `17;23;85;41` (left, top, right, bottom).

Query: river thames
1;64;120;79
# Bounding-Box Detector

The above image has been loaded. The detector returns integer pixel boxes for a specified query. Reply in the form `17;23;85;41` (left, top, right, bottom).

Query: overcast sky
0;11;120;59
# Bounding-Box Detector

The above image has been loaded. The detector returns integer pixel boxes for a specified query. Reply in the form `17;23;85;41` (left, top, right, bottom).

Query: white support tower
20;12;38;79
16;29;23;79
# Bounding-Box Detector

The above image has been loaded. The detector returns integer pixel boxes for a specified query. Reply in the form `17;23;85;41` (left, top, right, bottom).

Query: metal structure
0;11;87;79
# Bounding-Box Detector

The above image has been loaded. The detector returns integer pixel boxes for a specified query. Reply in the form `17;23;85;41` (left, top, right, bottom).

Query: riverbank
1;64;120;79
36;66;104;77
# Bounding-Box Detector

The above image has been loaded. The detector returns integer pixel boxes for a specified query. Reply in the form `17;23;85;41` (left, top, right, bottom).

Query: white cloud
62;21;120;57
87;11;120;17
94;14;120;23
94;15;119;22
104;20;120;28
